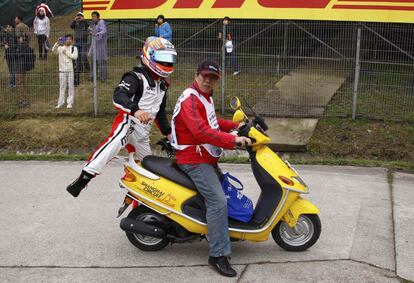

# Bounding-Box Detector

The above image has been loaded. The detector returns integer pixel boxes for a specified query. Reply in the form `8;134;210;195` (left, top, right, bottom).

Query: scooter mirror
230;96;241;110
232;110;245;123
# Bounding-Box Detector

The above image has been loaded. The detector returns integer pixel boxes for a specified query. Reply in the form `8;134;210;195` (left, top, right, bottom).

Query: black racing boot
66;170;94;197
208;256;237;277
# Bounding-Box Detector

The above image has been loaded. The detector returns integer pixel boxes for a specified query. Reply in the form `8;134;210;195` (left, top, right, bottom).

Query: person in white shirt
52;34;78;109
218;17;240;76
33;7;50;60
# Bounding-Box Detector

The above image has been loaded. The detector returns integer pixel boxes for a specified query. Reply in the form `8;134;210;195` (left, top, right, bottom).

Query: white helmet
141;37;177;77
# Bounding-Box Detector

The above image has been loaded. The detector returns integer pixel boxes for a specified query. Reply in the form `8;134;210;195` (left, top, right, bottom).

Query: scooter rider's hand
235;136;252;148
237;122;246;128
134;110;151;124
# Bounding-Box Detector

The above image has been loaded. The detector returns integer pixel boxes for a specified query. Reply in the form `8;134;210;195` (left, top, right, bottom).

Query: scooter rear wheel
272;214;321;251
125;205;170;251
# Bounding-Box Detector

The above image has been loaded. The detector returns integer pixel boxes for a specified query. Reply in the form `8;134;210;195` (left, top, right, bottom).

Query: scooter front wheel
272;214;321;252
125;206;170;251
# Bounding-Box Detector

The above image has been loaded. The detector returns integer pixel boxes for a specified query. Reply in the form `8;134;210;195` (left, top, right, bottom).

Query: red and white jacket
171;81;238;164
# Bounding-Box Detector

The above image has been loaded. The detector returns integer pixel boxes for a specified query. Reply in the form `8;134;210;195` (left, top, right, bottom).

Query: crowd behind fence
0;19;413;122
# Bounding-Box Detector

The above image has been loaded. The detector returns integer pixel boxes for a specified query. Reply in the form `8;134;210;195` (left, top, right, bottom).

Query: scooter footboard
283;197;319;227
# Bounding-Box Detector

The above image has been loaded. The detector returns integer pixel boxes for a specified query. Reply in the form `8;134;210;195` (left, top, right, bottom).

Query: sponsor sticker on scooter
139;181;177;207
141;181;165;199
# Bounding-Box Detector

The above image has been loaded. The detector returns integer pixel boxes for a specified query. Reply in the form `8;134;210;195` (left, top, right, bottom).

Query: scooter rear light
279;176;295;186
122;168;136;182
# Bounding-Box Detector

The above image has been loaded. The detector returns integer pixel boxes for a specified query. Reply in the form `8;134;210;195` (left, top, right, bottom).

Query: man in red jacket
171;60;251;277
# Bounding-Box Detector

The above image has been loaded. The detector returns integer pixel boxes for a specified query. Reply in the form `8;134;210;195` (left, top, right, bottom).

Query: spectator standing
52;34;78;109
154;15;172;42
15;36;32;108
219;17;240;76
70;12;90;86
88;11;107;82
33;7;50;60
3;24;17;88
14;16;29;42
36;1;54;17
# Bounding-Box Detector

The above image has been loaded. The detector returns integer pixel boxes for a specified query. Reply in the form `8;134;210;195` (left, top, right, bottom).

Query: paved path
0;160;413;282
251;37;353;149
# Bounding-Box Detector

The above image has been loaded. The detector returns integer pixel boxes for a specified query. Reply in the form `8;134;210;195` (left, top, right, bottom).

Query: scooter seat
142;156;197;191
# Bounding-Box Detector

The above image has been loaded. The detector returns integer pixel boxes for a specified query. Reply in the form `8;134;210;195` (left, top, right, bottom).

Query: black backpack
25;47;36;71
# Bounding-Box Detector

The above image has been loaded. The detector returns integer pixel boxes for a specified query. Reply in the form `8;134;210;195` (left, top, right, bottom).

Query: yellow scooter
118;97;321;252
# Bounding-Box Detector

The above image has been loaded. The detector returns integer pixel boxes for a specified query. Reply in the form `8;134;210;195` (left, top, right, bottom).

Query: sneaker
233;71;240;76
67;105;72;109
208;256;237;277
66;170;94;197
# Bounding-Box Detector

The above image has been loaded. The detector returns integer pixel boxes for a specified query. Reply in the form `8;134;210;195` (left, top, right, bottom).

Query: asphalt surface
0;160;413;282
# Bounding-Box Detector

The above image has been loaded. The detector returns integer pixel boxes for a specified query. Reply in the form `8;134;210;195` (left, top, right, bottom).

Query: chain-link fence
1;20;413;121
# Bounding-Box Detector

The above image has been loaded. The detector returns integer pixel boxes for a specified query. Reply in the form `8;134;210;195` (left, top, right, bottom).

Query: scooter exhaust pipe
120;218;166;238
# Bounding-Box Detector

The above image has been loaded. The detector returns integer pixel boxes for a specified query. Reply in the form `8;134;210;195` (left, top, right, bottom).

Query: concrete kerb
392;172;414;281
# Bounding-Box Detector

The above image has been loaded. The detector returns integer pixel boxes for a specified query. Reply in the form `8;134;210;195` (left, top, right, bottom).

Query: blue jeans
178;163;231;257
5;56;15;86
226;52;240;73
76;42;90;72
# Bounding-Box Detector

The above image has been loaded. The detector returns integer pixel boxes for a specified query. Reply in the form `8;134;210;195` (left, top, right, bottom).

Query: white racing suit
83;66;171;175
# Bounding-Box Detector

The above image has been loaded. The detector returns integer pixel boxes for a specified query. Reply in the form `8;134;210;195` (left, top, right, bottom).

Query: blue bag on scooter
221;172;254;223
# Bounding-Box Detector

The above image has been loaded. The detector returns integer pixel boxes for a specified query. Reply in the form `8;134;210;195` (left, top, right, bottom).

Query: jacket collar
191;81;212;100
133;65;158;88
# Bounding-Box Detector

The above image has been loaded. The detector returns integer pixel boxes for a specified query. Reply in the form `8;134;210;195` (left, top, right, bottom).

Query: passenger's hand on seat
134;110;151;124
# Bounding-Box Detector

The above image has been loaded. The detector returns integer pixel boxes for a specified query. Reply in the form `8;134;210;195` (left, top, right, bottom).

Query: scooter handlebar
235;139;256;149
253;115;268;132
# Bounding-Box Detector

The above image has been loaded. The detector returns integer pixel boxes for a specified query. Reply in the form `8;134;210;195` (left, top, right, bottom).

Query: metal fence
1;20;413;121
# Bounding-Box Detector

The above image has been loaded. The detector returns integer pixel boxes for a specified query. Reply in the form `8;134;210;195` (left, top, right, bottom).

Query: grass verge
0;153;89;161
1;116;413;173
